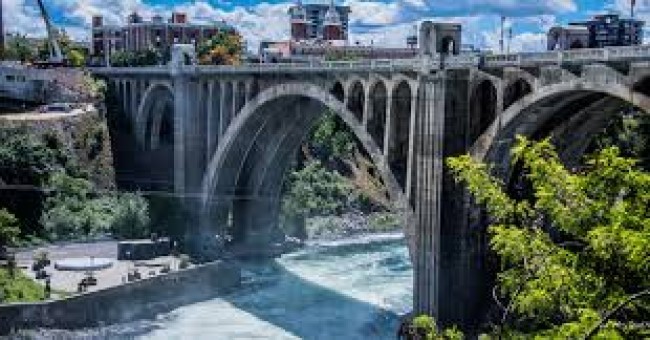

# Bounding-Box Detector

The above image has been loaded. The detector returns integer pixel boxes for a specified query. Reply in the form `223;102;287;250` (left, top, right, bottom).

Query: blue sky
6;0;646;52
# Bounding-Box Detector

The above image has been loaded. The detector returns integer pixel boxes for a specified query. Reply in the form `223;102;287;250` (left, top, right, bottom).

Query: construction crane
35;0;65;65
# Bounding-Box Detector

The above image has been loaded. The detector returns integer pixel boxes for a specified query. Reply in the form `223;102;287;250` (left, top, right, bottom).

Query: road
0;104;92;121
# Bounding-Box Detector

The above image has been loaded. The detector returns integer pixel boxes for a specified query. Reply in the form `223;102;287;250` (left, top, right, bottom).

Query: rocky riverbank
304;212;402;241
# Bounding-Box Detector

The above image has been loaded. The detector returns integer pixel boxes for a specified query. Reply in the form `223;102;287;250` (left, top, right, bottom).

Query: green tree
311;112;356;158
0;129;69;186
110;193;150;239
110;51;131;67
41;173;150;240
0;129;72;236
4;34;36;62
110;49;160;67
447;136;649;338
404;315;464;340
197;31;243;65
67;49;86;67
591;113;650;170
0;209;20;248
41;172;95;240
0;268;44;303
281;160;354;219
36;29;88;66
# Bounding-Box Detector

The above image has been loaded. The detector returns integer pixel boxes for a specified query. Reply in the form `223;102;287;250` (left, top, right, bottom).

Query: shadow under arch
470;79;498;142
136;82;174;147
472;80;650;181
200;82;414;255
503;78;532;111
347;81;365;122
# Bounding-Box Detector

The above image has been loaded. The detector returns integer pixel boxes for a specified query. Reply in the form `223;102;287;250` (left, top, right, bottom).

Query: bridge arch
503;78;532;110
347;80;365;122
136;82;174;147
633;75;650;96
388;80;414;190
223;82;234;127
330;81;345;102
200;82;412;254
368;80;388;150
441;36;456;55
132;81;176;191
473;81;650;180
470;79;498;142
235;81;247;114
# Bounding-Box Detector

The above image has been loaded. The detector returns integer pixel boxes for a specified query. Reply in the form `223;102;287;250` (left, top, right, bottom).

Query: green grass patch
0;267;45;303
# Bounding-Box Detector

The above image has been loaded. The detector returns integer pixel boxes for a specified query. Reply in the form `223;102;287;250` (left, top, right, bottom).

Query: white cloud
4;0;47;37
4;0;569;53
344;0;400;26
397;0;577;21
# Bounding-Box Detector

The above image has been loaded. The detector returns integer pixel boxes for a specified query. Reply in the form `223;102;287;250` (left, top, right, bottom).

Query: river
27;233;412;339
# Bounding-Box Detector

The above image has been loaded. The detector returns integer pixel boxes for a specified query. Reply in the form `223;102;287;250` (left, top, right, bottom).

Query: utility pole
631;0;636;18
507;27;513;54
499;15;505;53
0;0;4;59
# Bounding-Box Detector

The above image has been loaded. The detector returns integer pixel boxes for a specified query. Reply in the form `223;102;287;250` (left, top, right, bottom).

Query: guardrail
482;45;650;68
91;45;650;76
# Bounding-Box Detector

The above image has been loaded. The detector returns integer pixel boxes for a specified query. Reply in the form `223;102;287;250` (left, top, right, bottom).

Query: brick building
289;0;350;43
91;12;237;66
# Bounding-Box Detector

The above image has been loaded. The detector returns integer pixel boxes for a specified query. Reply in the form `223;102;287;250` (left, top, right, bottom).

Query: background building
547;26;589;50
288;1;350;43
258;21;462;63
91;12;237;66
548;14;644;50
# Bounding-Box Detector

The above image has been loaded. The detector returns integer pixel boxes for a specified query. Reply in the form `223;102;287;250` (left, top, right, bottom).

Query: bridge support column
221;82;233;136
413;74;445;318
414;70;488;329
383;93;393;157
362;85;371;127
174;75;220;260
130;80;139;121
207;81;220;162
406;90;418;203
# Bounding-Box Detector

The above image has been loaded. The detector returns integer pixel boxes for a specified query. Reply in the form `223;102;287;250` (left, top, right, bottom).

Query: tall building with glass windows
573;14;644;48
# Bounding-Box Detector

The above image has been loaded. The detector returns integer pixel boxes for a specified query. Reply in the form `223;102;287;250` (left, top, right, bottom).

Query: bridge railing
478;45;650;68
605;45;650;60
91;45;650;76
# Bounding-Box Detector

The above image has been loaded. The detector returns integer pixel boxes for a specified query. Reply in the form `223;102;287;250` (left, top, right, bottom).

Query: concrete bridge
93;38;650;327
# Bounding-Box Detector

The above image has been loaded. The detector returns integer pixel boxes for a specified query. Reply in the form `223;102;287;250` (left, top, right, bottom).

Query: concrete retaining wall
0;261;240;335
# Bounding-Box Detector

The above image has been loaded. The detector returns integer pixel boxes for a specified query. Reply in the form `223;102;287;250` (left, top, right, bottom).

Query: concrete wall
0;261;240;335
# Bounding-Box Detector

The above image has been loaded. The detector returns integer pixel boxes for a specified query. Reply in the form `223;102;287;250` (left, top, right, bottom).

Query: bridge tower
420;21;462;56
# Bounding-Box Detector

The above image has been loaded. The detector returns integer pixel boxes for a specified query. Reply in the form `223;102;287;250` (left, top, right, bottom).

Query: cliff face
0;106;116;190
